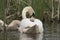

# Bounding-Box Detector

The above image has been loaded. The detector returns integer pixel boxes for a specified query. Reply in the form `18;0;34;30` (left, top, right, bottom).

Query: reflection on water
0;22;60;40
43;22;60;40
7;31;20;40
19;33;43;40
7;31;43;40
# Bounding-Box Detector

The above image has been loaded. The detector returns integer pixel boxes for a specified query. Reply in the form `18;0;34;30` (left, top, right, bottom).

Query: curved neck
22;9;28;19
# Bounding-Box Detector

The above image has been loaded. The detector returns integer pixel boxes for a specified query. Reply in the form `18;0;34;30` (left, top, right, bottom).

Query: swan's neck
22;9;28;19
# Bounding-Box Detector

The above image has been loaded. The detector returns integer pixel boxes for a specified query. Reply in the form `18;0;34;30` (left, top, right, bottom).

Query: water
0;22;60;40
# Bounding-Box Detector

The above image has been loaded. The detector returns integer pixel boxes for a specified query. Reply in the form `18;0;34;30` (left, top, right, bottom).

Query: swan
18;6;43;33
0;19;7;31
7;20;20;31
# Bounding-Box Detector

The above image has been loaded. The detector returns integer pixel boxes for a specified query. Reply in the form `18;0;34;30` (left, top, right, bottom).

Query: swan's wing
34;19;43;33
8;20;20;27
19;19;35;33
20;19;35;27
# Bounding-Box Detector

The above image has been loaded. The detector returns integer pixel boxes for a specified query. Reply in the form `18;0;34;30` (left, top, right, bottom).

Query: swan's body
19;18;43;33
19;6;43;33
7;20;20;31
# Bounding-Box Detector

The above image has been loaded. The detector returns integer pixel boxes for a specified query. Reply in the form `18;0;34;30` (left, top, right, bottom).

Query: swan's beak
30;13;35;18
30;16;35;22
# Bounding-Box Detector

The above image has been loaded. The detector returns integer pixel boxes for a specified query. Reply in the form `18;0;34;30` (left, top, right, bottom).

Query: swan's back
19;18;36;33
20;18;35;28
8;20;20;27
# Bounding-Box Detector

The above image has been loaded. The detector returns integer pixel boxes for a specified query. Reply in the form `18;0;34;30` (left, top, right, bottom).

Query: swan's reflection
19;33;43;40
7;31;43;40
7;31;20;40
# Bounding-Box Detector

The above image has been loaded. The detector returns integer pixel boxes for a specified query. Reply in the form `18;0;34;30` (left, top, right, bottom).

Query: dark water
0;22;60;40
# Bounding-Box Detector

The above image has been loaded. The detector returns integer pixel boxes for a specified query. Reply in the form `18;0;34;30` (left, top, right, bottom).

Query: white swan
18;6;43;33
0;20;7;31
7;20;20;31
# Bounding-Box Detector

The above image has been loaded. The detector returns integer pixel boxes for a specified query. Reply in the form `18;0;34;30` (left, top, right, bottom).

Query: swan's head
22;6;35;19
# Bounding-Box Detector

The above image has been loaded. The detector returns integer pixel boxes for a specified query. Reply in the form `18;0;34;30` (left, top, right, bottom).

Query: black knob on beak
30;13;35;18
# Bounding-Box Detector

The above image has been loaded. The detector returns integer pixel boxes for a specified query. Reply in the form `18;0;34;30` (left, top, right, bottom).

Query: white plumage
8;20;20;27
7;20;20;31
19;6;43;33
19;18;43;33
0;20;4;27
0;20;7;31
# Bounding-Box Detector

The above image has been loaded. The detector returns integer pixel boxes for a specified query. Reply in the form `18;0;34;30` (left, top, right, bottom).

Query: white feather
8;20;20;27
0;20;7;30
0;20;4;27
